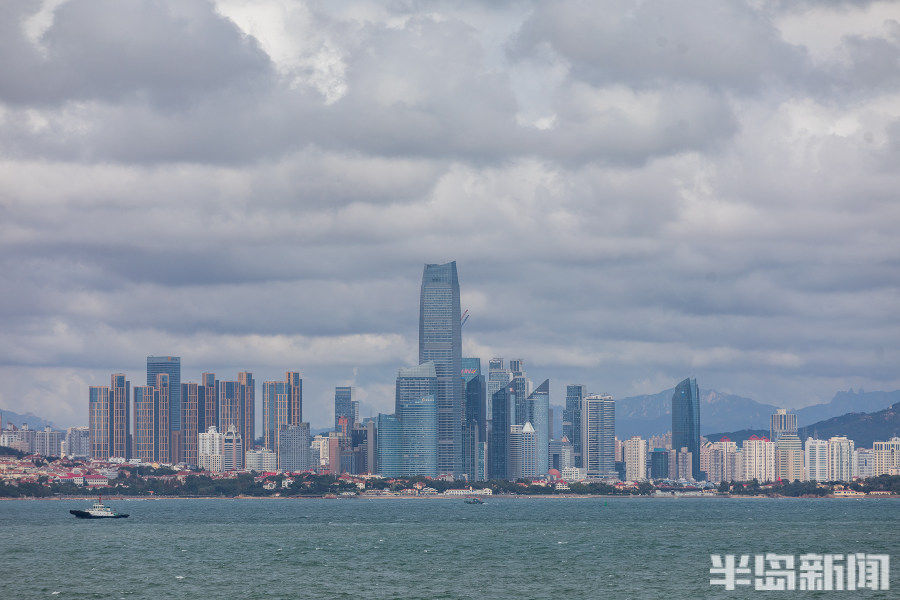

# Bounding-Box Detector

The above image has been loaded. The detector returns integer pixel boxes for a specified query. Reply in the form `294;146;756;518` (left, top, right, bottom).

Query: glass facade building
462;357;486;480
564;384;586;468
671;377;701;480
490;383;512;479
396;363;439;477
278;423;311;472
147;356;180;430
527;379;550;476
376;413;402;477
334;386;354;430
418;261;463;475
582;394;616;478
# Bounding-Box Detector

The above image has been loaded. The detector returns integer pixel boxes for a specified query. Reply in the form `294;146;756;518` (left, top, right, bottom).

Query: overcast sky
1;0;898;429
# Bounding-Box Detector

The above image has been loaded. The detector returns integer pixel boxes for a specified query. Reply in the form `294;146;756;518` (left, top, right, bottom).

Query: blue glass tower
396;363;439;477
147;356;180;430
462;357;486;480
671;377;701;480
418;261;463;475
563;384;585;468
334;386;354;430
377;413;402;477
527;379;550;476
490;383;512;479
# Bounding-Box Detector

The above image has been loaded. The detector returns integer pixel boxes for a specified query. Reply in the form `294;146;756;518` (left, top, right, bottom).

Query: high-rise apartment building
581;394;616;478
223;426;243;471
672;378;701;481
775;433;803;482
278;423;311;472
418;261;463;475
649;448;669;479
770;408;797;442
563;384;586;468
132;385;155;462
827;436;854;482
219;373;254;456
180;382;199;466
624;436;647;481
742;435;776;482
805;438;829;482
873;437;900;476
263;372;303;451
65;426;90;458
853;448;875;479
198;426;224;472
88;374;131;460
200;373;218;432
147;356;180;430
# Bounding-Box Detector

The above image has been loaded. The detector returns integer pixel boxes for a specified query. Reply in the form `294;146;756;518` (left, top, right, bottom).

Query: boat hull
69;510;128;519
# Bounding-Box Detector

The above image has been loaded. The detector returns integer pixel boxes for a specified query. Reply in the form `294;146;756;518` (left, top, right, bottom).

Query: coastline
5;493;898;501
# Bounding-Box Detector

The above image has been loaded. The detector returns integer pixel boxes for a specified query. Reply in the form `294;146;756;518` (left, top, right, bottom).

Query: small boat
464;497;484;505
70;496;128;519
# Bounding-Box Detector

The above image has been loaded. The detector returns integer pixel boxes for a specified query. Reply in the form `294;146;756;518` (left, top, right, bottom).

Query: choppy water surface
1;497;896;599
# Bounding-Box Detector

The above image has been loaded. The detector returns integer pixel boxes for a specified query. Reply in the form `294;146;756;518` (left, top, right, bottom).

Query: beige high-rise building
805;438;829;481
624;436;647;481
873;437;900;476
198;426;224;473
775;433;803;482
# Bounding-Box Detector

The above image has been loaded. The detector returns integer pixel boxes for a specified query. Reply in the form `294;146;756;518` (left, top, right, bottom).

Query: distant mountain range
615;387;900;439
0;409;57;431
705;401;899;448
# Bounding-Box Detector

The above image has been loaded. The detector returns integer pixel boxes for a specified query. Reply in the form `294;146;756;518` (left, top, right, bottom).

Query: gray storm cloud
0;0;898;428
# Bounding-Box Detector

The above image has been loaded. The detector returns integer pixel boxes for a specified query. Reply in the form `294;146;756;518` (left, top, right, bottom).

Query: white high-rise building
245;449;277;472
624;436;647;482
742;435;776;483
223;426;243;471
873;437;900;476
827;436;854;482
198;426;224;473
521;422;538;479
712;438;739;482
853;448;875;479
805;438;829;482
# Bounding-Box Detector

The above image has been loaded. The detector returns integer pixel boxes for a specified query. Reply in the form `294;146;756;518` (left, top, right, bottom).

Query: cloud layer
1;0;898;428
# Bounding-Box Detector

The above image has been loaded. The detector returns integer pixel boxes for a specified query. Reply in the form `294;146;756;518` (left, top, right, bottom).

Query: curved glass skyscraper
419;261;463;475
671;377;701;480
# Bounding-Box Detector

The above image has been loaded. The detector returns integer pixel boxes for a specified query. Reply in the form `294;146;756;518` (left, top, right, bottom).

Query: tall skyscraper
180;382;200;465
827;436;854;482
649;448;669;479
109;374;130;460
581;394;616;478
671;378;701;481
490;383;513;479
418;261;463;475
487;357;511;424
770;408;797;442
263;372;303;451
527;379;550;476
563;384;586;468
147;356;181;429
88;374;131;461
223;426;243;471
396;363;439;477
132;385;154;462
376;413;402;477
462;357;486;480
239;372;254;452
200;373;218;432
155;373;171;463
88;386;110;460
219;373;254;456
334;386;354;430
742;435;775;482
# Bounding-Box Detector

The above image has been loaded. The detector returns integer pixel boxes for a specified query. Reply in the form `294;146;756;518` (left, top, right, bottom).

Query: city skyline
2;2;899;431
